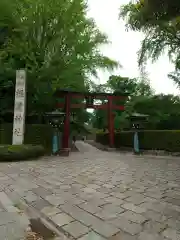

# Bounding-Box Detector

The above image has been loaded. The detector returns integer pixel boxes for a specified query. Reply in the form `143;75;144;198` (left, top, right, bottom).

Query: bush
0;144;45;161
0;124;53;153
96;130;180;152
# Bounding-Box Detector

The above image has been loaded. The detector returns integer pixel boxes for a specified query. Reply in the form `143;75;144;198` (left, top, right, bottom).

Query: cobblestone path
0;142;180;239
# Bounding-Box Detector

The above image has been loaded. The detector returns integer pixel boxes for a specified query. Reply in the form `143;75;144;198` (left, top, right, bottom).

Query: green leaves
107;75;153;97
91;75;154;130
120;0;180;73
0;0;118;119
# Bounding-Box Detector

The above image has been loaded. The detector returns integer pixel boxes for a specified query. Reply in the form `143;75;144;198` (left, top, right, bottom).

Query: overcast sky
87;0;179;95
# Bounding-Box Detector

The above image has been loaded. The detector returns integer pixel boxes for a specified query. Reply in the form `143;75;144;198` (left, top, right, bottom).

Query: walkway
75;140;102;153
0;142;180;239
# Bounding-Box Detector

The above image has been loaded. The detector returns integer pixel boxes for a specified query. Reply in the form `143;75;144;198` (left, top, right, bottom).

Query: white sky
87;0;179;95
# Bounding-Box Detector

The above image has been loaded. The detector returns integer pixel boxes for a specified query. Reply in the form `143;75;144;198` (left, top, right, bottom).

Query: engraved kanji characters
15;88;24;98
14;128;22;136
14;114;23;123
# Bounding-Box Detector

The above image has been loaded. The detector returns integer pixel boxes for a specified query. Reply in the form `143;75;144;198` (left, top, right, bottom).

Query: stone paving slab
0;212;20;226
0;222;26;240
62;221;89;238
79;231;106;240
0;193;30;239
41;206;62;217
108;217;143;235
0;141;180;239
51;213;74;227
110;232;138;240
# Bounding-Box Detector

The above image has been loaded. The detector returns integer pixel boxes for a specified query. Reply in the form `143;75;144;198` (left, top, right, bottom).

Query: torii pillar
108;96;115;147
60;93;71;156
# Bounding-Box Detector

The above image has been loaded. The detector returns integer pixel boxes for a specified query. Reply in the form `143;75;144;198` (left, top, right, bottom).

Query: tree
131;94;180;129
107;75;153;96
120;0;180;72
92;75;154;130
136;0;180;22
108;75;153;130
0;0;118;122
168;70;180;89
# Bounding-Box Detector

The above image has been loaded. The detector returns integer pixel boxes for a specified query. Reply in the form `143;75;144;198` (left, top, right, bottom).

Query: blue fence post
133;131;140;154
52;130;58;154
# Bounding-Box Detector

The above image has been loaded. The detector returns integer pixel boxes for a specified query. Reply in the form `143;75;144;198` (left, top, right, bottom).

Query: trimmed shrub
0;124;53;153
0;144;45;161
24;124;53;153
96;130;180;152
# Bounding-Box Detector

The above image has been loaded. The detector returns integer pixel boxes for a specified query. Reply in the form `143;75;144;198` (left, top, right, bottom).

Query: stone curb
6;191;70;240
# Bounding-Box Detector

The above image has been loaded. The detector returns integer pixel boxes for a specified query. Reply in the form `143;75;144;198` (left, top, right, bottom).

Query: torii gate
54;89;127;155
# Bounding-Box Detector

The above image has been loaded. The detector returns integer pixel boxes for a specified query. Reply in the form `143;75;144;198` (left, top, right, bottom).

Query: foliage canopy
0;0;118;122
119;0;180;77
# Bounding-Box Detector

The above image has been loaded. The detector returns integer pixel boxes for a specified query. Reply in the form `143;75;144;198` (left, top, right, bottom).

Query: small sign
12;70;26;145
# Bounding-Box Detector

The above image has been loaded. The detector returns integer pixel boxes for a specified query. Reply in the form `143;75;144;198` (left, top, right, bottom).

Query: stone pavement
0;141;180;239
0;191;30;239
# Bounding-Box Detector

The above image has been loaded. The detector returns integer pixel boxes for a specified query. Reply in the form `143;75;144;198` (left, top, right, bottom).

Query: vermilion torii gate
55;89;127;153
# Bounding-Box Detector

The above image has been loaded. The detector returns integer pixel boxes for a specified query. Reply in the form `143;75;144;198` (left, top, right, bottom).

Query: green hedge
0;144;45;161
0;124;53;153
96;130;180;152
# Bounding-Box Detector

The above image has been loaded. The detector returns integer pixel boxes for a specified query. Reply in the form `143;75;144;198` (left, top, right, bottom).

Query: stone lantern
128;113;148;154
45;110;65;155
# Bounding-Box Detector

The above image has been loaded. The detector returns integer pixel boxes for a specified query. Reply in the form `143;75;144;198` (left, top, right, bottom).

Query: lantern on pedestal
128;113;148;154
45;111;65;155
